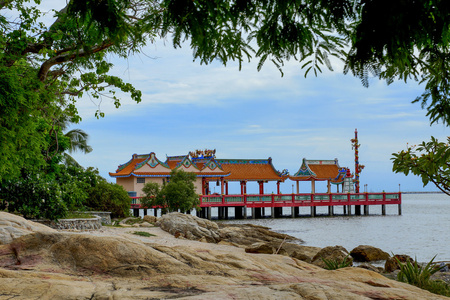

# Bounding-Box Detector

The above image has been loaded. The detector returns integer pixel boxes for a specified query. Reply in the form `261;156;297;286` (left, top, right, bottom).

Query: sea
220;193;450;263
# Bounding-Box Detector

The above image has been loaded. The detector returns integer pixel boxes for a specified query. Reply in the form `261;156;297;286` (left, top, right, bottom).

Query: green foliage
140;182;161;208
132;231;155;237
0;165;130;220
85;179;131;218
345;1;450;125
0;174;68;220
321;254;352;270
395;255;450;296
391;137;450;195
142;169;199;213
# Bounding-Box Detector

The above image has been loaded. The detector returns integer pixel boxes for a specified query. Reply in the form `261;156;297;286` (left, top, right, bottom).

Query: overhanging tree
2;0;450;189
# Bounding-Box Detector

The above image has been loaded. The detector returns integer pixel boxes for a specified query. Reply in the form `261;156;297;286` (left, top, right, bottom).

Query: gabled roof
215;158;288;182
289;158;346;182
109;152;230;178
109;152;172;178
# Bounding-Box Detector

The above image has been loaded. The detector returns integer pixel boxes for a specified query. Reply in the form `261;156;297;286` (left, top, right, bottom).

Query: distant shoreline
401;191;444;194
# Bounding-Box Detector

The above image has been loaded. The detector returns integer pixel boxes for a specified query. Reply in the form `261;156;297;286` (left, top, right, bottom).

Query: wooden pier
130;192;402;219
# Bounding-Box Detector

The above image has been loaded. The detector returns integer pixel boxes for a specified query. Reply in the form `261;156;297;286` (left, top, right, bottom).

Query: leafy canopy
3;0;450;191
141;169;199;213
392;137;450;195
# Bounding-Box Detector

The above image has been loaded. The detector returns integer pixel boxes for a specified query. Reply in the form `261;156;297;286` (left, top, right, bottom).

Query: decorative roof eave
226;177;288;182
200;157;225;171
288;175;329;182
293;158;316;177
198;173;231;178
109;172;231;178
110;172;172;178
135;152;170;170
174;155;201;170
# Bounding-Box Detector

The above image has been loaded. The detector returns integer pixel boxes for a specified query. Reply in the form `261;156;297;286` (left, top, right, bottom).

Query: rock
0;229;446;299
0;212;56;245
139;222;153;227
384;254;415;273
245;242;276;254
156;212;220;242
0;212;446;300
357;263;384;273
245;241;321;263
311;245;353;269
143;215;158;224
350;245;390;262
439;262;449;272
218;223;300;247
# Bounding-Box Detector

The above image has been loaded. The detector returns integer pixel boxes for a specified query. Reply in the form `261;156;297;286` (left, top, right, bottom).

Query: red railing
199;192;401;207
130;192;401;209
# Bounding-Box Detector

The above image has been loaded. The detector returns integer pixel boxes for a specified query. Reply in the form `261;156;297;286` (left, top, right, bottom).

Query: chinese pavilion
109;149;289;197
288;158;347;193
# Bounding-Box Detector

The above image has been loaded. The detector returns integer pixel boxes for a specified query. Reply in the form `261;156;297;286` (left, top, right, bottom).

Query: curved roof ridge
174;155;200;170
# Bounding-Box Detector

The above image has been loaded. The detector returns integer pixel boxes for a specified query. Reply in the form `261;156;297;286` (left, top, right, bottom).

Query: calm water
220;193;450;262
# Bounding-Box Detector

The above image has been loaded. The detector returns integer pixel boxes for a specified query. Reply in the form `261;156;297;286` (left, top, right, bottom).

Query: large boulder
350;245;390;262
245;241;321;263
218;223;300;247
385;254;415;273
156;212;220;242
155;213;301;246
0;232;193;277
0;212;56;245
143;215;158;224
311;245;353;269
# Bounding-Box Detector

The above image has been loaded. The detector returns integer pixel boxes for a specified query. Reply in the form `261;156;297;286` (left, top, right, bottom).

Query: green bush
396;256;450;297
321;254;352;270
85;180;131;218
141;169;199;214
0;174;68;220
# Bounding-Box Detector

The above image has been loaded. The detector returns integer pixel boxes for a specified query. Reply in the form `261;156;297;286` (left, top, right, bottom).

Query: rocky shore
0;211;448;299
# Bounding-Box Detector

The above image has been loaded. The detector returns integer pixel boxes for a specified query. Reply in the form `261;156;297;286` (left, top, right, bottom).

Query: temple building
288;158;347;193
109;150;289;197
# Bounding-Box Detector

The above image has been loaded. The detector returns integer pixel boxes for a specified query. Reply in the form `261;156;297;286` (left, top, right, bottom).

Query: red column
277;181;280;194
202;177;206;195
240;181;244;195
220;177;224;195
225;181;229;195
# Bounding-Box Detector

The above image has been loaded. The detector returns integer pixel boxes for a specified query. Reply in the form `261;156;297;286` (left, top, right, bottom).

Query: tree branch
38;40;113;82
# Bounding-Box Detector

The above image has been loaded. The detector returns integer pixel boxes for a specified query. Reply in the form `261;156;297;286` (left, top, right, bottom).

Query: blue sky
67;38;449;194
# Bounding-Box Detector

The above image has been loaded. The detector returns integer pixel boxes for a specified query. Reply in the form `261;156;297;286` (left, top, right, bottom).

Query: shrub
396;255;450;296
85;180;131;218
322;254;352;270
0;174;68;220
141;169;199;214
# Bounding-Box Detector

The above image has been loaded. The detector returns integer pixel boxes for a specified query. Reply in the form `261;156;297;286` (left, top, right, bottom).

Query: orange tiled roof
109;153;230;178
289;158;345;182
216;158;287;182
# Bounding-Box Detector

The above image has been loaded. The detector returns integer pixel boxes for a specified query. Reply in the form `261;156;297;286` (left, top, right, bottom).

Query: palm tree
58;115;93;167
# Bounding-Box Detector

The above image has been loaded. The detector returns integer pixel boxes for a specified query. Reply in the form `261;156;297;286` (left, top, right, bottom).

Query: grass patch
396;255;450;297
132;231;155;237
322;254;352;270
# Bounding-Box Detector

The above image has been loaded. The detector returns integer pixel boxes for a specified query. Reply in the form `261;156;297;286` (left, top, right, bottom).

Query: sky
18;1;444;194
66;37;449;194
